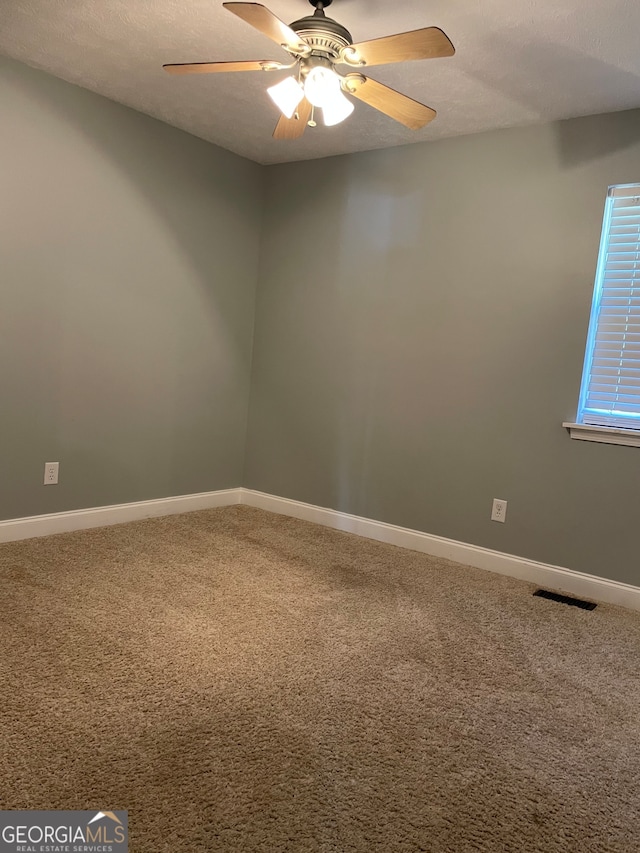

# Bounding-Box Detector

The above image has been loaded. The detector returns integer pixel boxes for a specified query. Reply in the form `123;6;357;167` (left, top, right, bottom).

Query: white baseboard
0;488;242;544
2;486;638;611
240;489;640;612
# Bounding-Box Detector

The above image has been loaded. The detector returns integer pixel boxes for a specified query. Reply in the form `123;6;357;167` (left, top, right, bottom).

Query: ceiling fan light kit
164;0;455;139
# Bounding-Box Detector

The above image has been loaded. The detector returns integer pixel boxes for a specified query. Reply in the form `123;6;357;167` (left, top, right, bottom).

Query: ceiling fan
163;0;455;139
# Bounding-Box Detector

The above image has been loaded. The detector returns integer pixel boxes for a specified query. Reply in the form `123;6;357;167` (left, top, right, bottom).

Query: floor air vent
533;589;597;610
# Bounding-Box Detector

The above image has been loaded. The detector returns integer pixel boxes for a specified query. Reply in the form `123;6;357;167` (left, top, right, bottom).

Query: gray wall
246;109;640;586
0;57;262;519
4;53;639;587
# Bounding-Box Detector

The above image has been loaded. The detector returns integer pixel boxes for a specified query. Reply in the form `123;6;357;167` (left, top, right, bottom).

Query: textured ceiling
1;0;640;164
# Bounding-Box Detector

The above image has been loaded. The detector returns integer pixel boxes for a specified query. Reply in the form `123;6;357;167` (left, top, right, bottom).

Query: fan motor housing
289;15;353;58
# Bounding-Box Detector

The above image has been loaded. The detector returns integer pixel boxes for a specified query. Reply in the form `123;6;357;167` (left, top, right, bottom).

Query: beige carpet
0;506;638;852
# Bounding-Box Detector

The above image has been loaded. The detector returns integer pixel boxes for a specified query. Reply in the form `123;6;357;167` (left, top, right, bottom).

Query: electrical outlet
44;462;59;485
491;498;507;523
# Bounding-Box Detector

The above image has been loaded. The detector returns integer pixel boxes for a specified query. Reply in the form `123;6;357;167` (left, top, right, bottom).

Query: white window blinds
578;184;640;430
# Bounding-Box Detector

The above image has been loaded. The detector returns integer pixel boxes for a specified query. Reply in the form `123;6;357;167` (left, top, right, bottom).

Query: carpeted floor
0;506;639;852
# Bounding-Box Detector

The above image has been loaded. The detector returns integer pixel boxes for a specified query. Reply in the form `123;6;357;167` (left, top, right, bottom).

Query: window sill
563;422;640;447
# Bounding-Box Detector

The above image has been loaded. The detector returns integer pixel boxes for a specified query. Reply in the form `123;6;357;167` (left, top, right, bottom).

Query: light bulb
304;66;341;109
267;76;304;119
322;92;354;126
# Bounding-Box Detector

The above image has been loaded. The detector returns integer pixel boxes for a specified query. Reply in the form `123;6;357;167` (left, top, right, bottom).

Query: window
566;184;640;446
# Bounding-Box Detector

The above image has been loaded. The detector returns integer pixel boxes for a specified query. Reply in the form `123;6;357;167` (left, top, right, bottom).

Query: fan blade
163;59;290;74
273;98;312;140
340;28;454;67
223;3;309;55
342;76;436;130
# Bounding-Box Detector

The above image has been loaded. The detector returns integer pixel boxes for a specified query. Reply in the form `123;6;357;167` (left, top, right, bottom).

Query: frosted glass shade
267;76;304;119
304;66;342;109
322;92;354;126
